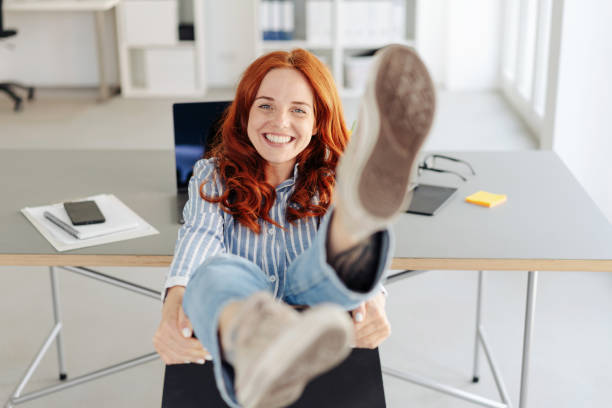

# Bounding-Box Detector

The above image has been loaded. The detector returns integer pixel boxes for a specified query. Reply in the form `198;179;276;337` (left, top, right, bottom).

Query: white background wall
3;1;504;91
204;0;257;88
0;0;257;89
551;1;612;223
417;0;502;90
0;12;119;86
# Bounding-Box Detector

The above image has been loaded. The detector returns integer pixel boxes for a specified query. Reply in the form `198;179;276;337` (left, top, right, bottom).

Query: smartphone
63;200;106;225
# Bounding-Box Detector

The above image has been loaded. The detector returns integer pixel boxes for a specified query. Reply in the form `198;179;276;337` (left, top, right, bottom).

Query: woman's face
247;68;316;176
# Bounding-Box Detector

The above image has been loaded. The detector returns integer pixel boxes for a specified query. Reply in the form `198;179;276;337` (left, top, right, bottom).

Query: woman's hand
153;286;212;365
350;291;391;349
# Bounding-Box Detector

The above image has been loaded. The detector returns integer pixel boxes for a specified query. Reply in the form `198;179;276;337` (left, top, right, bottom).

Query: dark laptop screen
172;101;231;191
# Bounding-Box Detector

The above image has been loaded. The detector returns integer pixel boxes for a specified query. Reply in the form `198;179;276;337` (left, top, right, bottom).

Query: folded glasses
418;154;476;182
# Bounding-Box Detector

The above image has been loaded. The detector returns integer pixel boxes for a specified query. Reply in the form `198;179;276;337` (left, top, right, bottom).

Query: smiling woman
154;45;433;408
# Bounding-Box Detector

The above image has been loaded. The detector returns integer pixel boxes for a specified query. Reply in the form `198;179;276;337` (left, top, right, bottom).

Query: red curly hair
201;49;350;234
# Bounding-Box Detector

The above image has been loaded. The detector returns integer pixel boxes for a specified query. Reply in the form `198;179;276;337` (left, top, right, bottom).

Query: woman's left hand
350;291;391;349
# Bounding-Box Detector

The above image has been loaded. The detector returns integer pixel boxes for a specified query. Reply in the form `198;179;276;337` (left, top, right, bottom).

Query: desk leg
49;267;68;380
94;10;110;101
472;270;484;383
519;271;538;408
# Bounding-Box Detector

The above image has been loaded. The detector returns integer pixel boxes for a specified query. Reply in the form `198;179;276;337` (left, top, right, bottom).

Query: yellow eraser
465;191;507;208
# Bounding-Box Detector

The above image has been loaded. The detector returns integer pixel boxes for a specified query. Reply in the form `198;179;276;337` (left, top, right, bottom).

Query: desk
1;149;612;407
4;0;120;101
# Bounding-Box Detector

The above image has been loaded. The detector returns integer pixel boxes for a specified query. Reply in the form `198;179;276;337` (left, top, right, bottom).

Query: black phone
63;200;106;225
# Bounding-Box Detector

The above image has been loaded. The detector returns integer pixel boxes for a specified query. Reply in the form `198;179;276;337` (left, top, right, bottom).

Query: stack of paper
21;194;159;252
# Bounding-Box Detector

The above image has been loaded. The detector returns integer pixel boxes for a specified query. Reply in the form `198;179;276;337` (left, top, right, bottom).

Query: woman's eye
293;108;306;114
259;104;271;110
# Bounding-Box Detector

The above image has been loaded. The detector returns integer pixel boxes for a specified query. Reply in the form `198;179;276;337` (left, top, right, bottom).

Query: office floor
1;89;611;408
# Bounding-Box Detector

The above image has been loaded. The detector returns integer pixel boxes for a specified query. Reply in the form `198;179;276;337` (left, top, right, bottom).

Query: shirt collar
276;163;299;191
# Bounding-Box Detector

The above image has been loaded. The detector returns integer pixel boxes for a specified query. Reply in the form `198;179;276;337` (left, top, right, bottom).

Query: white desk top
1;149;611;271
5;0;119;12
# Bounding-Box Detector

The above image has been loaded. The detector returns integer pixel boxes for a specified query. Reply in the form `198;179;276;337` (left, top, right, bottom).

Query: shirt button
268;227;275;235
269;275;277;283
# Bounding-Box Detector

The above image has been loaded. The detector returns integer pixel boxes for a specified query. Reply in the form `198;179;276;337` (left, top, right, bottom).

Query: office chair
161;347;387;408
0;0;35;111
160;270;427;407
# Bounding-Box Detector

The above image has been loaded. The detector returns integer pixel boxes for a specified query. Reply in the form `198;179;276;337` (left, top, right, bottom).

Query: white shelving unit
116;0;207;97
255;0;417;97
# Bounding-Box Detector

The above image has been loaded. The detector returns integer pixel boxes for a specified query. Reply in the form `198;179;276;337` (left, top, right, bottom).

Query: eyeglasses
418;154;476;182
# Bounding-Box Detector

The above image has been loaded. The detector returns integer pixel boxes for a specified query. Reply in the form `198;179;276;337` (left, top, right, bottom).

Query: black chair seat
162;348;386;408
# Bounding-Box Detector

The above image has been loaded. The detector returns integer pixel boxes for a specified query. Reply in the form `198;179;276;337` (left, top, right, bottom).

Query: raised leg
472;270;484;383
519;271;538;408
49;267;68;380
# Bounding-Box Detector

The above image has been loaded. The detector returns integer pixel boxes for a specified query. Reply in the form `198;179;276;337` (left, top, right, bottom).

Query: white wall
551;1;612;222
417;0;502;90
0;12;118;87
204;0;257;88
415;0;448;85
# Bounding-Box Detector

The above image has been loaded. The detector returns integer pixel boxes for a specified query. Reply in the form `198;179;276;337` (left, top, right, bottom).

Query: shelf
341;39;416;50
4;0;119;12
123;42;196;50
125;88;204;98
118;0;206;97
262;40;333;50
262;39;415;51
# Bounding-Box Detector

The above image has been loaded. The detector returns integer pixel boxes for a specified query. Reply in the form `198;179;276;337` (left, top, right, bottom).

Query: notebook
172;101;231;224
406;184;458;216
21;194;158;251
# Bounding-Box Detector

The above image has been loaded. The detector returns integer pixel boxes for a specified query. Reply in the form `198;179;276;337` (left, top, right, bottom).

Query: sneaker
222;292;354;408
335;44;436;241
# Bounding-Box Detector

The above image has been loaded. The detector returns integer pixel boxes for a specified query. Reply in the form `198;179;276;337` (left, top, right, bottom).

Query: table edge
0;254;173;267
2;255;612;271
390;258;612;272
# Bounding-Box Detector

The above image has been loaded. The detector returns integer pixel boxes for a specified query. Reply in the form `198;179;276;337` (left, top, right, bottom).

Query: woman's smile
262;132;296;145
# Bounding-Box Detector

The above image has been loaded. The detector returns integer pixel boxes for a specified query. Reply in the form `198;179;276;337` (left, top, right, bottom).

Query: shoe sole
356;45;436;218
237;306;353;408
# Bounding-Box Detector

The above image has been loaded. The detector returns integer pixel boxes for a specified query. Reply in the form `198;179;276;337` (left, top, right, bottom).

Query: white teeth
264;133;292;144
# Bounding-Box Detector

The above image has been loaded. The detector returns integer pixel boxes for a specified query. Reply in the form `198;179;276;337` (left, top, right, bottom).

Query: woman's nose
271;109;290;128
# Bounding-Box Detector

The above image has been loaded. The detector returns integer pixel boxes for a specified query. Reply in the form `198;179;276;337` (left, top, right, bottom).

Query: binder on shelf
21;194;159;252
261;0;274;40
280;0;295;41
306;0;331;45
263;0;295;42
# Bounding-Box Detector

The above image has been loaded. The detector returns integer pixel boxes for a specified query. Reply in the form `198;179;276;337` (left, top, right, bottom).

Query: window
501;0;557;138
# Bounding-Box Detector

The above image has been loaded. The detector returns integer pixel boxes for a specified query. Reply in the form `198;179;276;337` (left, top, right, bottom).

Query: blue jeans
183;211;393;407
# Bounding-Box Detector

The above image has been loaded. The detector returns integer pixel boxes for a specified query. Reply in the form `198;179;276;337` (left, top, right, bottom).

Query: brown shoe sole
358;45;436;218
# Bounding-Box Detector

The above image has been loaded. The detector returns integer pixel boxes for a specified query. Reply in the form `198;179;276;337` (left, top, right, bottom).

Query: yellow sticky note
465;191;507;208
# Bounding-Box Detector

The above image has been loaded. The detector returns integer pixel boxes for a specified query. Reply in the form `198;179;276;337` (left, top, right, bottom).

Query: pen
43;211;81;239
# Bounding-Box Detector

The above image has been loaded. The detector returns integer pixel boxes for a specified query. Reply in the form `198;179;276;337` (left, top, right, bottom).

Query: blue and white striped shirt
164;158;320;296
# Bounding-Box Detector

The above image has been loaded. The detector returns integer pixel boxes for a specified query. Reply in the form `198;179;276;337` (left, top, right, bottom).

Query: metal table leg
49;267;68;380
383;269;513;408
4;266;161;407
472;270;484;383
519;271;538;408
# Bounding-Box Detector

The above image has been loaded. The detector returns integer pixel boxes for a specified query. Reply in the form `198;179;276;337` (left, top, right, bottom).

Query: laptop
172;101;231;224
